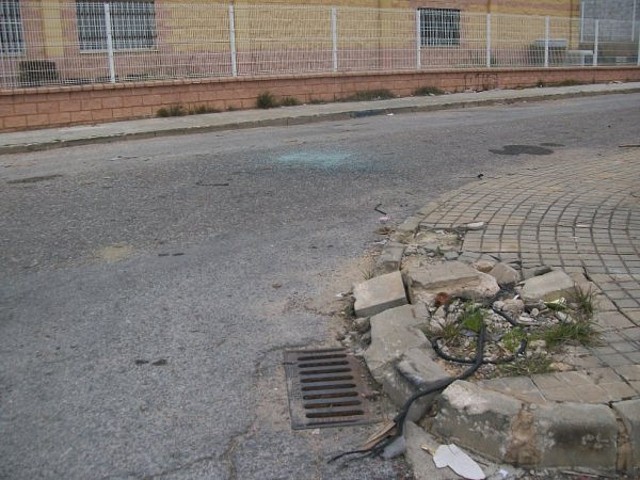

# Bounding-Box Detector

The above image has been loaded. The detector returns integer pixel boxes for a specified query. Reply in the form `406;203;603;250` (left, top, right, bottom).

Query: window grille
0;0;24;54
77;0;156;51
419;8;460;46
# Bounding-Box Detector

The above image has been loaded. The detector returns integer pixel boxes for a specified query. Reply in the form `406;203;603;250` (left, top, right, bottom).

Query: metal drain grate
284;348;375;430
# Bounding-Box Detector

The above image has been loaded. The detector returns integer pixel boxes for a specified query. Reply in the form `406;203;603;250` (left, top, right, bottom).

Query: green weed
256;91;278;109
413;86;444;96
280;96;300;106
342;89;395;102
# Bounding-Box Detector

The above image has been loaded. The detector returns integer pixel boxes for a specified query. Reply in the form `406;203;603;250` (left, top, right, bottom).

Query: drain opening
284;348;376;430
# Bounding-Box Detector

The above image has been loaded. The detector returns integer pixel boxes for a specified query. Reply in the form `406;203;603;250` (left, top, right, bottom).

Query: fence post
544;16;550;68
637;25;640;66
415;9;421;70
228;5;238;77
632;0;637;41
593;19;599;66
486;13;491;68
579;1;585;43
331;7;338;72
103;3;116;83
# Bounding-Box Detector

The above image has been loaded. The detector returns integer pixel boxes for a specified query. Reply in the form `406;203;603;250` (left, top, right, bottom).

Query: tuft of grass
572;285;597;321
280;96;300;107
537;319;599;349
460;303;485;333
190;105;220;115
256;91;278;109
424;319;461;344
360;262;376;280
502;327;527;353
158;104;220;117
413;86;444;96
342;89;395;102
309;98;326;105
498;352;553;377
157;104;187;117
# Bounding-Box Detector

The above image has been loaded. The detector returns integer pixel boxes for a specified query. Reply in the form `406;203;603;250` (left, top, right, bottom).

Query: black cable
431;335;527;365
328;325;487;464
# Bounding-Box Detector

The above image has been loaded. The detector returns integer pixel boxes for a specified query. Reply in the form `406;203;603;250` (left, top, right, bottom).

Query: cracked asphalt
1;93;639;479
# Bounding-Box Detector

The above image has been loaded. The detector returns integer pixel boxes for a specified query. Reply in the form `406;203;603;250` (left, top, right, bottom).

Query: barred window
0;0;24;54
419;8;460;47
77;1;156;51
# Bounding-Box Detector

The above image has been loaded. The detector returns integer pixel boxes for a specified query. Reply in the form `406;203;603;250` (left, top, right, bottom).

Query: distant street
1;94;639;479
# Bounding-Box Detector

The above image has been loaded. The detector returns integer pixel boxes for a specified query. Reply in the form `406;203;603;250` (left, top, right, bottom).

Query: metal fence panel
1;1;639;91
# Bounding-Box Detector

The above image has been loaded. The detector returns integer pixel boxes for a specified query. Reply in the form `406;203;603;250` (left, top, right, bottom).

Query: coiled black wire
328;324;487;464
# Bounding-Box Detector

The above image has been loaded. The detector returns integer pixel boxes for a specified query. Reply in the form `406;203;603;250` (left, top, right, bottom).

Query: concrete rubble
348;203;640;477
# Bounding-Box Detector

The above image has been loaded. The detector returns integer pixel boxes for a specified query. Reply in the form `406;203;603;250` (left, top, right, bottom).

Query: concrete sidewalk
1;81;640;154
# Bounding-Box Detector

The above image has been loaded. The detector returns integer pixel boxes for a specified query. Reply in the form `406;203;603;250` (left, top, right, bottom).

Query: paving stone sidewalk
378;150;640;476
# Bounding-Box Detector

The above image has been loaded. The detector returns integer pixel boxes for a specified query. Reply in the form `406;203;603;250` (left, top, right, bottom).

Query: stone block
613;399;640;476
353;271;407;318
533;403;618;471
406;261;479;290
489;262;520;287
521;270;576;302
405;261;500;302
431;381;619;471
431;381;522;462
382;347;451;422
376;242;405;274
363;305;428;383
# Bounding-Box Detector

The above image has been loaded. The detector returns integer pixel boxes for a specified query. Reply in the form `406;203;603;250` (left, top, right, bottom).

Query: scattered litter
386;113;395;116
195;181;230;187
497;468;510;479
379;215;391;224
432;444;486;480
466;221;485;231
374;203;387;215
544;297;566;311
310;428;321;435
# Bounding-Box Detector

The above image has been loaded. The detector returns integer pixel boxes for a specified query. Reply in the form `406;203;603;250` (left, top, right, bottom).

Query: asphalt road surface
1;94;639;480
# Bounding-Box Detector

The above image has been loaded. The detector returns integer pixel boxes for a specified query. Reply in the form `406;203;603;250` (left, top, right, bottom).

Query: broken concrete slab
613;399;640;476
456;272;501;302
376;241;406;274
382;346;451;422
404;261;500;303
431;381;522;462
406;261;478;290
431;381;620;471
489;263;520;288
532;402;618;471
353;271;408;317
520;269;576;303
363;305;428;383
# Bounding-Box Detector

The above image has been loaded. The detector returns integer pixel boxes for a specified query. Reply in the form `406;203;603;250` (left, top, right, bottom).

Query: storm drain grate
284;348;375;430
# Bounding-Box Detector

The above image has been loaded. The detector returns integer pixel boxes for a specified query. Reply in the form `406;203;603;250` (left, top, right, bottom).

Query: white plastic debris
465;222;485;231
433;444;486;480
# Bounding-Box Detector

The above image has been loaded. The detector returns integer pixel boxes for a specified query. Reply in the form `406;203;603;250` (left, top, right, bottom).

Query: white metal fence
1;1;639;90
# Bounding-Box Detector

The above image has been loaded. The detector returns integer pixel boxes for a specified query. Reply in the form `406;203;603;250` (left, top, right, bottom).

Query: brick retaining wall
1;67;639;132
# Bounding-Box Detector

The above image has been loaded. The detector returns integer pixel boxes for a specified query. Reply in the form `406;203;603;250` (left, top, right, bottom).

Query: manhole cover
283;348;375;430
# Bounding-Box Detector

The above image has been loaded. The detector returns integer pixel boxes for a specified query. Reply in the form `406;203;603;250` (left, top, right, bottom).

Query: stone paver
353;271;407;317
